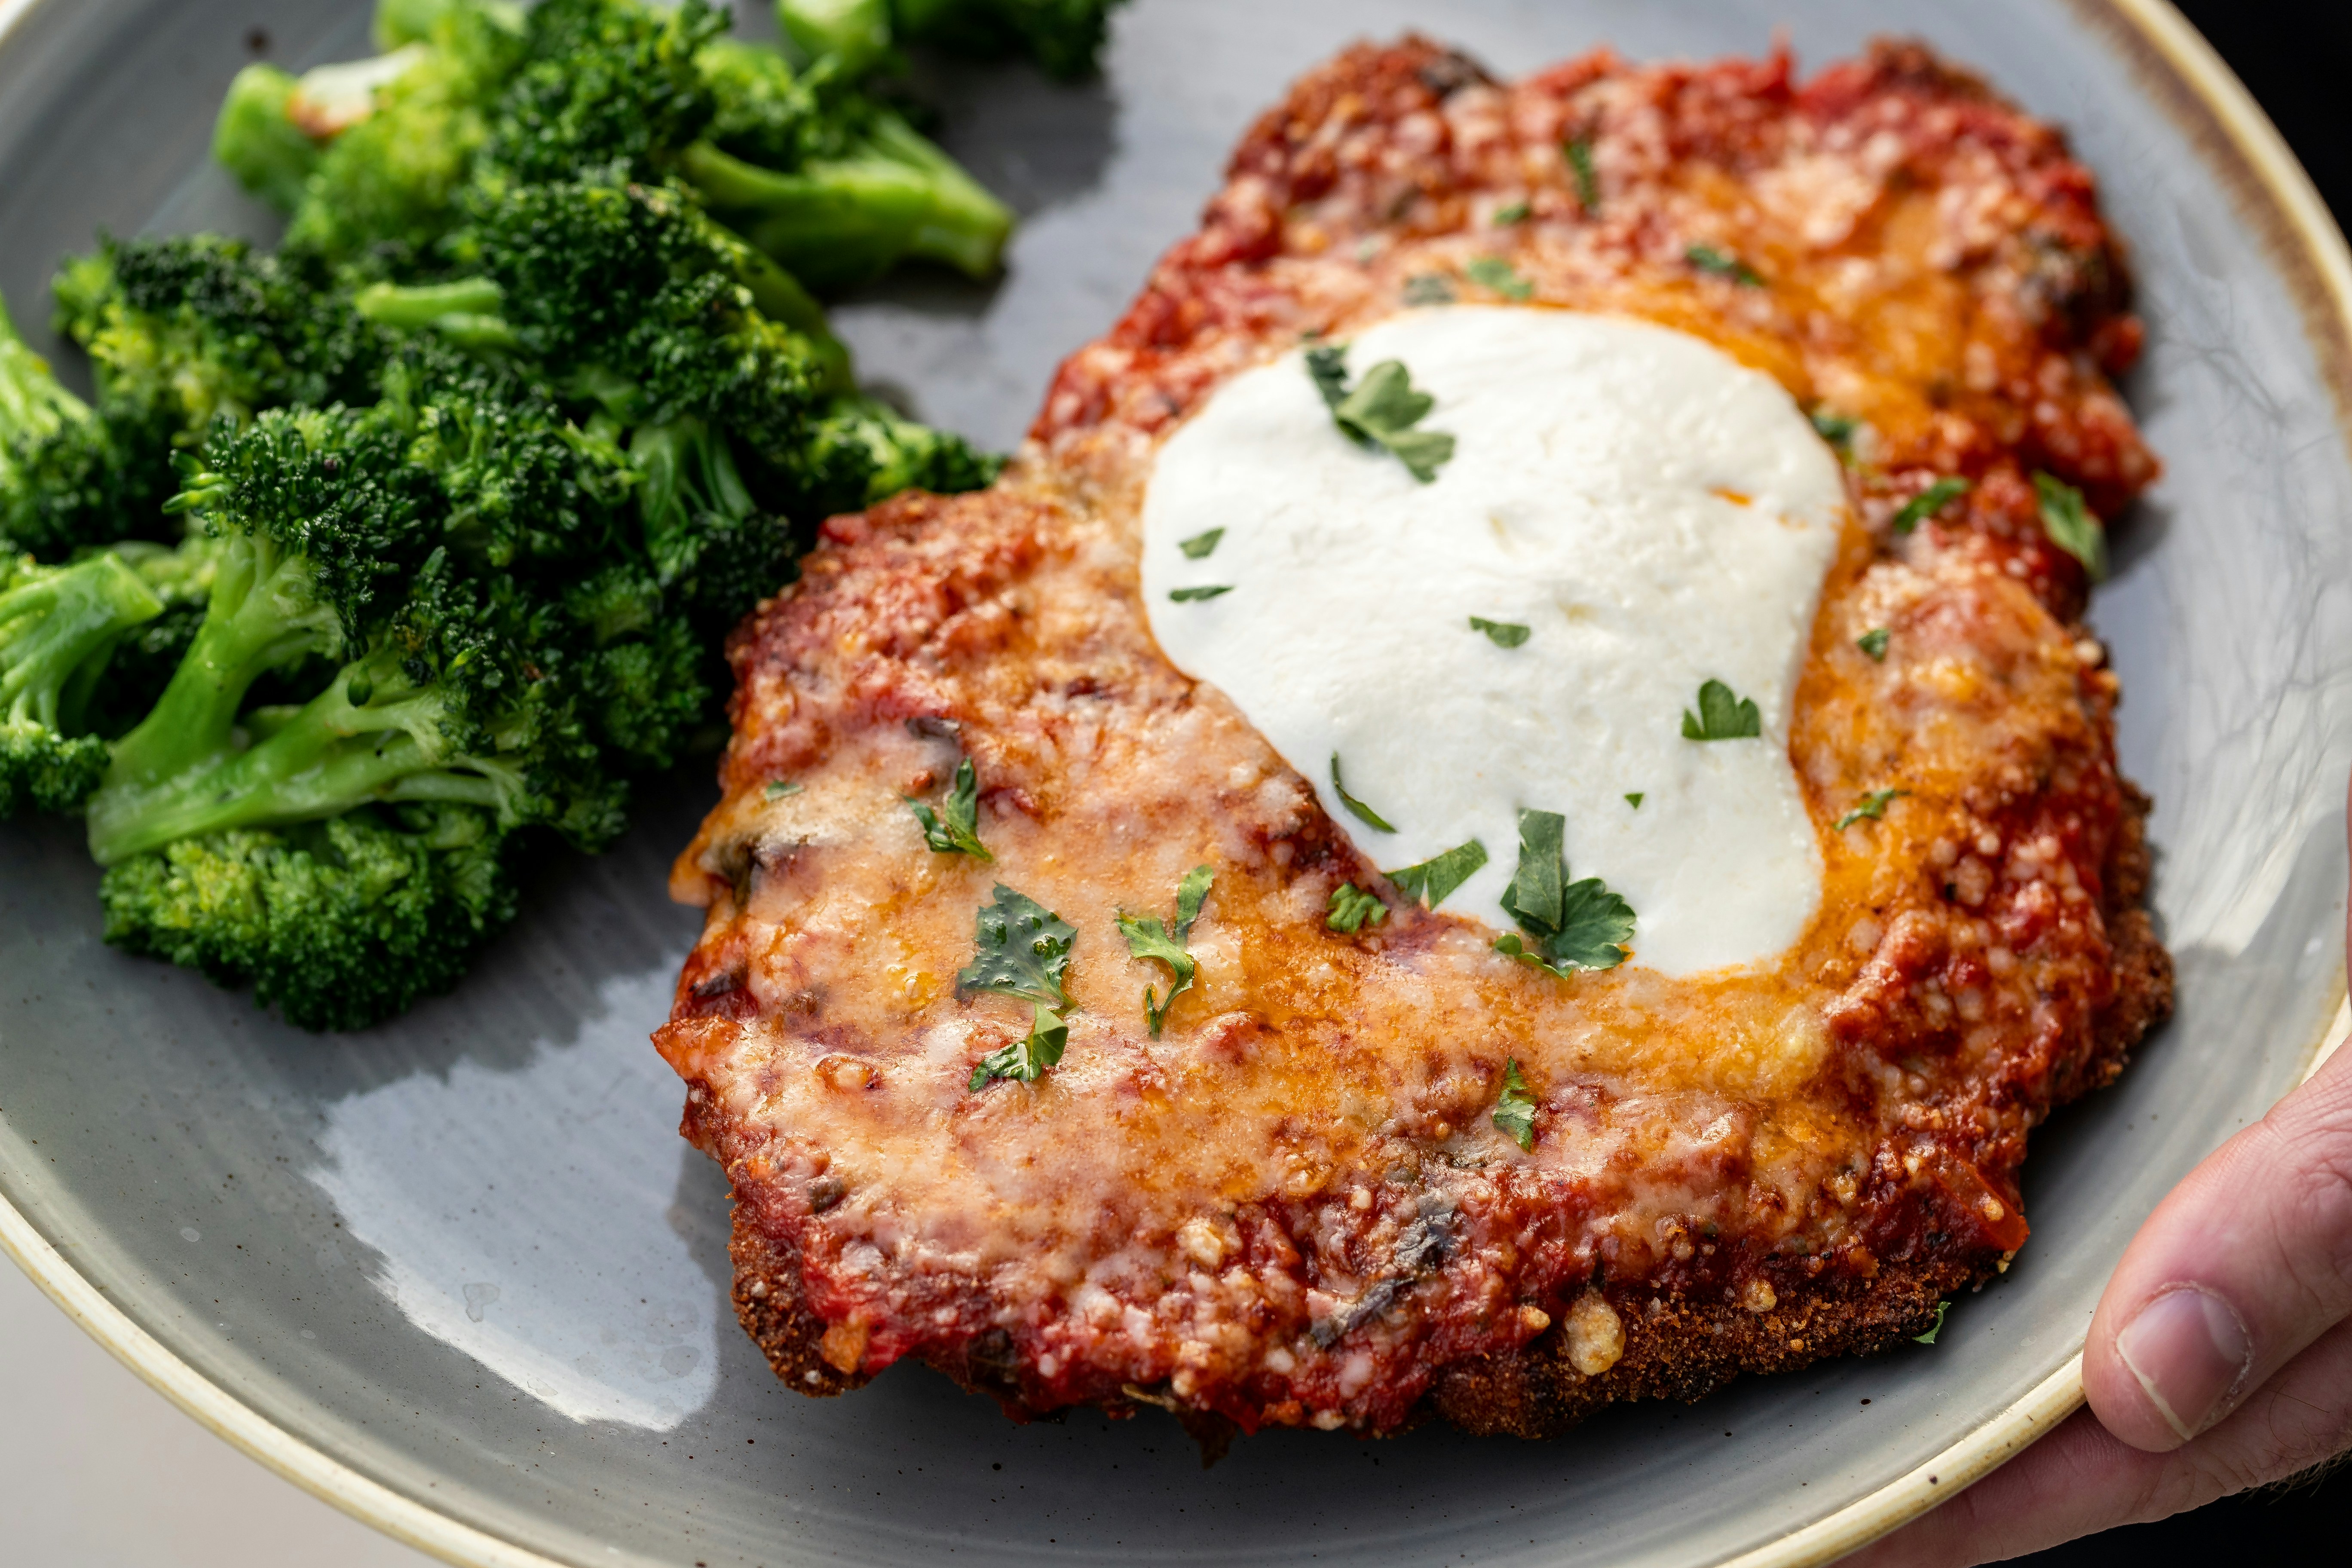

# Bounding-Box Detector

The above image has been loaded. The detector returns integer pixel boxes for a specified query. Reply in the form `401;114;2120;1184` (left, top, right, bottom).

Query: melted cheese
1141;308;1845;976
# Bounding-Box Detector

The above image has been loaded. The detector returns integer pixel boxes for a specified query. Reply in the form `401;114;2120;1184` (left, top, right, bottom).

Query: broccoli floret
0;549;167;816
0;284;173;563
21;237;389;558
480;0;726;189
684;40;1012;288
99;803;519;1032
781;0;1126;80
796;392;1002;519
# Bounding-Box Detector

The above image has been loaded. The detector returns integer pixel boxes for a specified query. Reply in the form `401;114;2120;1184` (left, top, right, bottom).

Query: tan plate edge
0;1;2344;1566
0;1194;571;1568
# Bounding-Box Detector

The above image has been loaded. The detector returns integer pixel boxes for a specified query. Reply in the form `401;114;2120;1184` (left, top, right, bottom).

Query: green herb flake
1464;256;1534;300
968;1003;1069;1092
1810;409;1858;449
1178;528;1225;560
1834;787;1909;832
906;757;992;860
1857;626;1891;661
1168;585;1233;603
1491;1057;1538;1151
1305;342;1351;411
1685;244;1765;286
1402;273;1457;306
1913;1300;1950;1345
1117;864;1215;1037
1385;839;1488;910
1624;792;1644;808
1891;476;1969;535
1470;616;1530;648
955;885;1076;1011
1493;200;1531;226
1330;753;1397;833
2034;471;2108;581
1327;882;1386;934
1566;135;1601;213
1681;679;1762;741
1494;808;1635;976
763;779;803;800
1305;344;1458;482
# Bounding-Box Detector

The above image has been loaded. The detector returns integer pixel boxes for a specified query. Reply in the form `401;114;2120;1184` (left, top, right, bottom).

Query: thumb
2082;1017;2352;1450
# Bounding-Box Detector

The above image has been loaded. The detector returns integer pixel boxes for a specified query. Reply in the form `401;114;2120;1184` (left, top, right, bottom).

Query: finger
2076;1018;2352;1452
1845;1311;2352;1566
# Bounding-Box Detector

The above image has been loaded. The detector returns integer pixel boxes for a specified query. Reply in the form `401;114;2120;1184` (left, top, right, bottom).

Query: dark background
2015;15;2350;1567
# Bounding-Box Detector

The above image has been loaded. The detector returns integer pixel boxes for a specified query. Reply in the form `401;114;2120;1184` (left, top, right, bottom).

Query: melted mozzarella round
1140;307;1845;977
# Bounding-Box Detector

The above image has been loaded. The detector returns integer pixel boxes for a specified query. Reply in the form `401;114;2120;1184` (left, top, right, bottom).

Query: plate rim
0;0;2346;1564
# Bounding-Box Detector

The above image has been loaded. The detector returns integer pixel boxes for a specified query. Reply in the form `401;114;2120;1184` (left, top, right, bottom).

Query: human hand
1849;830;2352;1566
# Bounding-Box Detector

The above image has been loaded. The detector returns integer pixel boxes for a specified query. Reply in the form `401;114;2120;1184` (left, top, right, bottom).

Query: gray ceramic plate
3;1;2349;1565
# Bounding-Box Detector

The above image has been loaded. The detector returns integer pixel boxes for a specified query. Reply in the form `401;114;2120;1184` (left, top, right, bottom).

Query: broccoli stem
87;648;521;862
213;64;323;212
778;0;894;75
354;277;523;351
89;529;345;852
680;120;1014;289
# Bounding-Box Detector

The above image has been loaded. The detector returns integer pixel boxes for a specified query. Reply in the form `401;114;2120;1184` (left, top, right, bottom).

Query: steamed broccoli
0;548;167;817
5;0;1018;1032
214;0;1012;290
684;39;1011;289
780;0;1126;80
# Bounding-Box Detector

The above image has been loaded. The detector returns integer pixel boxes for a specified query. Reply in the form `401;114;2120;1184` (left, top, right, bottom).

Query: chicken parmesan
656;36;2173;1440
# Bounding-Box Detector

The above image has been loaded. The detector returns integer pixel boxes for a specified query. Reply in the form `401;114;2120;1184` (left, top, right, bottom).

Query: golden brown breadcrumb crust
662;34;2174;1441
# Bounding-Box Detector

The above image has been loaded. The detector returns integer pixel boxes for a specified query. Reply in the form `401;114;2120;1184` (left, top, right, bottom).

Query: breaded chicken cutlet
657;35;2171;1441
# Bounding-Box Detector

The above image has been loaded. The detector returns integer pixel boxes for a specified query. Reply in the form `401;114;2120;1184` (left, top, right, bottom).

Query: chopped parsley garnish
1327;882;1386;934
1470;616;1530;648
1402;273;1457;306
763;779;803;800
1566;134;1601;213
1330;753;1397;833
906;757;992;860
1891;476;1969;535
1681;679;1762;741
956;885;1075;1011
1491;1057;1538;1151
2034;471;2108;580
1464;256;1534;300
1305;342;1351;410
1834;787;1909;831
1117;865;1214;1037
1494;808;1635;975
1385;839;1488;910
1305;343;1456;482
1624;792;1644;808
1810;409;1858;449
1685;244;1765;286
1913;1300;1950;1344
1493;200;1531;225
1168;585;1233;603
968;1004;1068;1091
1178;527;1225;560
1857;626;1891;661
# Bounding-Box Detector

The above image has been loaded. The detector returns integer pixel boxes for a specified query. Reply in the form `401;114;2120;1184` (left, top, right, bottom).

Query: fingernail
2115;1286;2252;1440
